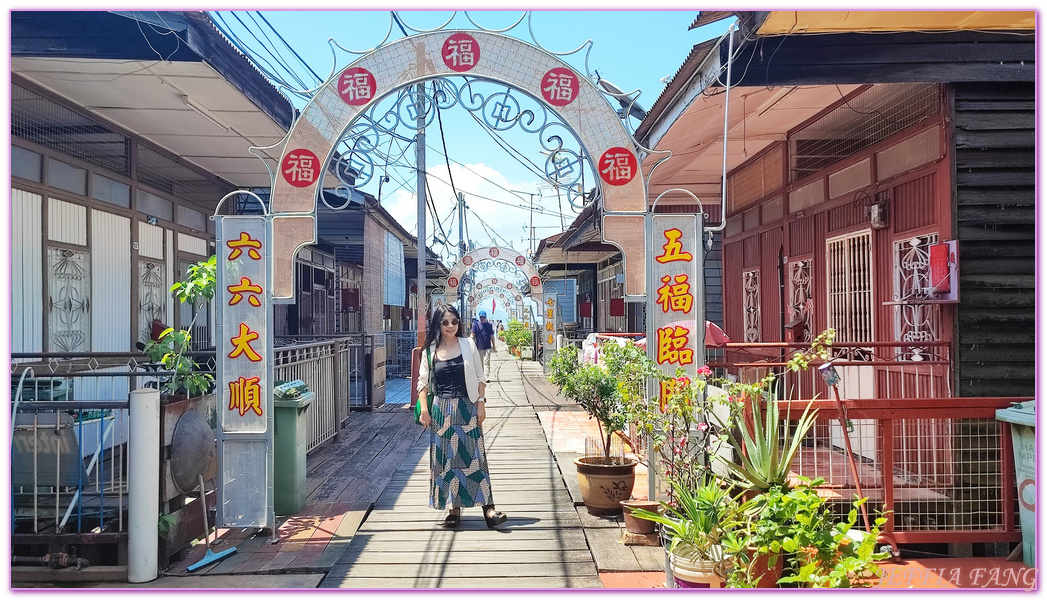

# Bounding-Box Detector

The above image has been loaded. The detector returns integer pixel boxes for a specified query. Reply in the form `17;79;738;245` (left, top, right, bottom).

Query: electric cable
433;81;462;207
255;11;324;84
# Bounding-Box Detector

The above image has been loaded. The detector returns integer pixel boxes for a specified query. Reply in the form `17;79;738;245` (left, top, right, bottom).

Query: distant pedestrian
471;310;496;376
416;304;507;529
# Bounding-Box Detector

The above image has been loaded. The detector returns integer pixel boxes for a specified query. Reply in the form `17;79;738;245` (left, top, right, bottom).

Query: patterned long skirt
429;395;494;509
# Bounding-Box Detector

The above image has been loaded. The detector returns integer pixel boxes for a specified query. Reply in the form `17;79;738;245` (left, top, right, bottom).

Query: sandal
483;504;507;529
443;510;461;529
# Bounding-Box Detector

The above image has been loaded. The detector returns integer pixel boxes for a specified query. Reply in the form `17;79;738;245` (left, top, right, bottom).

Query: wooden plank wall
952;82;1035;397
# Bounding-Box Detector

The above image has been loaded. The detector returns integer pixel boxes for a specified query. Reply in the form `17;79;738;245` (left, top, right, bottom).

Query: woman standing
417;304;508;528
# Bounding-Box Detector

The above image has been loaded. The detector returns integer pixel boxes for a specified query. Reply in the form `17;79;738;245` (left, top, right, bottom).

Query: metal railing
776;397;1024;546
273;334;374;451
383;331;418;381
9;358;160;552
704;340;1023;546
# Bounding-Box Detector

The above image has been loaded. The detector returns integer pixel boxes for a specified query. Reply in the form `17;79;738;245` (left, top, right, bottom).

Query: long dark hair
423;304;464;350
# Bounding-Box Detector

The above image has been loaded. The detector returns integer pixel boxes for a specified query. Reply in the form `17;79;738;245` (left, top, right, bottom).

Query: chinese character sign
542;292;558;370
337;67;377;106
541;68;579;107
281;149;320;188
219;216;269;434
598;147;638;186
650;215;703;406
442;32;479;72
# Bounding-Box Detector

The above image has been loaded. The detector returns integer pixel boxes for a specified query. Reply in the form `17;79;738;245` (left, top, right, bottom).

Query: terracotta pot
574;456;637;516
620;499;661;534
745;548;783;588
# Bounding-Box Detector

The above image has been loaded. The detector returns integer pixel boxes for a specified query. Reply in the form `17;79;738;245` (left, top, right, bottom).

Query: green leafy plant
548;345;626;459
499;320;532;354
735;478;889;588
628;476;746;580
144;255;216;397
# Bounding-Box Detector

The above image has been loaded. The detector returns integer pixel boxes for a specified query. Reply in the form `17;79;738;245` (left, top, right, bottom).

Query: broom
186;474;236;572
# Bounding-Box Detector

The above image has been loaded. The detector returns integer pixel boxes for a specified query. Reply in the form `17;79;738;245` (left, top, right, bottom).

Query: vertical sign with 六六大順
216;214;272;528
542;291;558;373
647;213;704;499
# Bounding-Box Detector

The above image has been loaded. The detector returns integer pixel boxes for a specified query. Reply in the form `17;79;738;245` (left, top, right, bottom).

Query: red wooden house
631;11;1034;555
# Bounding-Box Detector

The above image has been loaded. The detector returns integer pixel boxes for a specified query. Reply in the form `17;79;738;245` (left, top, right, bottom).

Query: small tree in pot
548;345;636;515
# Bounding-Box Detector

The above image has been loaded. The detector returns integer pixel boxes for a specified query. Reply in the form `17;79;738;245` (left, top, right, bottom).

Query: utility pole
458;191;466;315
415;82;427;346
512;189;539;259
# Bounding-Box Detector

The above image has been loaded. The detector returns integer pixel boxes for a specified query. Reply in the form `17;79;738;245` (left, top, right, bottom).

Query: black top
433;354;467;399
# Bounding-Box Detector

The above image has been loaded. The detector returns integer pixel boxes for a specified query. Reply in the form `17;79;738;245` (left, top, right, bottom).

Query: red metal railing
709;341;1024;546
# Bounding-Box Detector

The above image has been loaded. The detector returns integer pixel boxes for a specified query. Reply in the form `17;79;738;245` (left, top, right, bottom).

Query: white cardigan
417;337;487;403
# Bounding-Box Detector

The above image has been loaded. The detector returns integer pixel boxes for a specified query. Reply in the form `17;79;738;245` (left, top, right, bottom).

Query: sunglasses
441;319;459;327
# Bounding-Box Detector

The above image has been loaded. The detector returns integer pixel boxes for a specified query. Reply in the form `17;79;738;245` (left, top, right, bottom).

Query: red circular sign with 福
540;68;579;107
463;256;473;266
530;276;541;287
515;255;526;266
337;67;377;106
598;147;638;186
442;33;480;73
281;149;321;188
448;277;459;288
488;247;500;258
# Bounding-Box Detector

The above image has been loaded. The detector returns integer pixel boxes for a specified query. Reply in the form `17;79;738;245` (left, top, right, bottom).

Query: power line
254;11;324;84
433;82;462;208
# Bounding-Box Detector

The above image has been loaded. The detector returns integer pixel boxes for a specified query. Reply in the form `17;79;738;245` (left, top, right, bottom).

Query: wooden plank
326;560;598;579
584;526;645;572
338;550;596;564
320;575;603;589
333;536;590;554
12;566;128;583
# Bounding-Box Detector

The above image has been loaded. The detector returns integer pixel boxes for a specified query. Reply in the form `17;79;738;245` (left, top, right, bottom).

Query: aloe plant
712;388;818;494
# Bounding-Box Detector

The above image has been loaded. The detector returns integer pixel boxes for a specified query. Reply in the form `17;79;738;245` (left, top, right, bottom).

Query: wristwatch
477;397;486;403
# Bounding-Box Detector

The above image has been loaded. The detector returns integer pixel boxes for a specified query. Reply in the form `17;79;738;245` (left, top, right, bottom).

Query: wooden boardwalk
321;353;602;588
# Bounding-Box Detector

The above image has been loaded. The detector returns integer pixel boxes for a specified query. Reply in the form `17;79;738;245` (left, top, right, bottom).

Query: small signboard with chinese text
542;291;558;372
216;214;272;528
650;214;704;409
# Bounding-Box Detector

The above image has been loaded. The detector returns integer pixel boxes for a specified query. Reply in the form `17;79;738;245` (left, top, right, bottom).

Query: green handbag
413;347;433;426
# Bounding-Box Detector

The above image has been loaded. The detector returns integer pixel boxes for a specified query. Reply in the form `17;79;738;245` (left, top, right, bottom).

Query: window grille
790;84;940;181
826;231;872;344
48;247;91;352
787;259;813;342
12;83;131;176
139;261;166;344
892;234;941;359
742;269;761;342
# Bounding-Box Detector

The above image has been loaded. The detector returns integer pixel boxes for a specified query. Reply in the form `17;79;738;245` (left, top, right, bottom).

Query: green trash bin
995;400;1035;567
274;391;313;515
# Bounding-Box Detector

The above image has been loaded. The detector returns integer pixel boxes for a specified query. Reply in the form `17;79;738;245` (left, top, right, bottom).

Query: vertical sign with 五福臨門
649;214;704;413
216;214;272;528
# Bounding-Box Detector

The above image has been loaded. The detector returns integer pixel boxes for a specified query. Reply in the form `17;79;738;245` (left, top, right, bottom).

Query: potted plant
731;478;889;588
548;345;637;516
500;320;531;358
629;476;745;588
143;255;216;399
